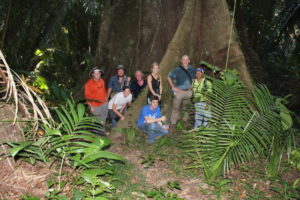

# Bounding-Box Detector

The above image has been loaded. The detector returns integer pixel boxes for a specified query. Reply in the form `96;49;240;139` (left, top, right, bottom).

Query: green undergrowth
3;64;300;199
13;127;300;200
126;129;199;178
109;162;148;198
110;126;300;199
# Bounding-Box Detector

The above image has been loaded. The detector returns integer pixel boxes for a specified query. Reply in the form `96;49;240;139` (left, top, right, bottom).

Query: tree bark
97;0;254;134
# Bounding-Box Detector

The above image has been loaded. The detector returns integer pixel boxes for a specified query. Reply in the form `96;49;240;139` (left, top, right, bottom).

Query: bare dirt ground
108;132;300;200
108;135;216;200
0;159;50;199
0;130;299;199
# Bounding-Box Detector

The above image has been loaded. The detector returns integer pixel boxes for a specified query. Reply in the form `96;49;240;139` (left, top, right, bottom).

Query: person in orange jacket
85;67;108;125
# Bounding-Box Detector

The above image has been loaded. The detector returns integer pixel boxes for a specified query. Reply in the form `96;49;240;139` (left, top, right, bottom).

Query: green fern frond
182;79;285;180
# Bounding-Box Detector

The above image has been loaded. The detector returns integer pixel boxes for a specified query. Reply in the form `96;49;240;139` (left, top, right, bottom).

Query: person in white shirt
108;86;132;127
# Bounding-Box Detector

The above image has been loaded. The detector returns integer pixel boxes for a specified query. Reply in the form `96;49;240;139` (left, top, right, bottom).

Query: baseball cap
116;64;125;70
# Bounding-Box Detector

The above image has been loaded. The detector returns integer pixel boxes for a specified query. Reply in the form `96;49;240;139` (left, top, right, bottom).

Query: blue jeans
108;107;128;128
108;109;121;128
139;122;169;143
195;102;211;128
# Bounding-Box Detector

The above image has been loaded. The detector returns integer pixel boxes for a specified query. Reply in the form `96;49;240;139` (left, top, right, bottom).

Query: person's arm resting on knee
112;103;125;120
145;116;166;124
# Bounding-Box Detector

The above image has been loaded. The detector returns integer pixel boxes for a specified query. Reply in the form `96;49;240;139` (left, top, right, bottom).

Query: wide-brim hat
89;67;104;77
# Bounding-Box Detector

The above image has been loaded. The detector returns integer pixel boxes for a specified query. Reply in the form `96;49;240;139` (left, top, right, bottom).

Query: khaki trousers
91;102;108;123
170;90;193;125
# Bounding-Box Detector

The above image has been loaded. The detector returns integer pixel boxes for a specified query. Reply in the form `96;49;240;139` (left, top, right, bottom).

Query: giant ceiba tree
95;0;253;129
4;0;296;129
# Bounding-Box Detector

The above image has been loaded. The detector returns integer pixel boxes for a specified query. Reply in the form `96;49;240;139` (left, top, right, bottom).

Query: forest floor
0;127;299;199
106;129;300;200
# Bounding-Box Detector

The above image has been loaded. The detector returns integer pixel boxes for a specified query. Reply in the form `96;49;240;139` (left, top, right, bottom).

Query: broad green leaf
70;155;91;168
65;147;98;155
67;99;79;124
35;49;44;56
95;197;107;200
55;109;72;133
71;190;84;200
54;195;68;200
46;129;61;136
81;169;112;179
200;60;221;72
182;79;286;180
60;106;75;130
277;99;293;130
97;137;111;149
10;141;33;157
77;103;86;120
293;178;300;189
60;89;69;101
82;151;124;164
32;137;49;147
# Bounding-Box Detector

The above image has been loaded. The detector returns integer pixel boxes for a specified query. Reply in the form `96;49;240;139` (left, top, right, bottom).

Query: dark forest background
0;0;299;112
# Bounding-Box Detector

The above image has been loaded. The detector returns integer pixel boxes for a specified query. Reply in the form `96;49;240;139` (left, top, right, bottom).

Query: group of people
84;55;212;143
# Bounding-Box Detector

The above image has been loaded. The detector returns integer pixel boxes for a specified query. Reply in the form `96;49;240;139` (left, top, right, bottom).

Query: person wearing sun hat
107;64;131;99
85;67;108;124
192;64;212;128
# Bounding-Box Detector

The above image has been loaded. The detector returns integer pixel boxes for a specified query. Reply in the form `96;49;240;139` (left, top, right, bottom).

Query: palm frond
3;100;123;168
182;79;284;180
55;99;104;136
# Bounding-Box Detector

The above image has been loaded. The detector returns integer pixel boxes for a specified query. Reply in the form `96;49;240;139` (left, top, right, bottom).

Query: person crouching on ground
137;95;169;144
108;86;132;128
85;67;109;125
192;66;212;128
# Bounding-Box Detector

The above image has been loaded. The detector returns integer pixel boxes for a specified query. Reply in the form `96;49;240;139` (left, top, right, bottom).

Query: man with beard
107;64;131;99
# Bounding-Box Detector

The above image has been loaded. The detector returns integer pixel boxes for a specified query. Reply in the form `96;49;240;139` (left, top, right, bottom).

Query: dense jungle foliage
0;0;300;199
0;0;299;105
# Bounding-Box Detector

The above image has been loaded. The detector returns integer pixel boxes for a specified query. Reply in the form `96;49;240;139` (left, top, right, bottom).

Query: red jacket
85;78;107;107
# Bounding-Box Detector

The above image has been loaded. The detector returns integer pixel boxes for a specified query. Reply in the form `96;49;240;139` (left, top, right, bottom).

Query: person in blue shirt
137;95;169;143
107;64;131;99
167;55;196;126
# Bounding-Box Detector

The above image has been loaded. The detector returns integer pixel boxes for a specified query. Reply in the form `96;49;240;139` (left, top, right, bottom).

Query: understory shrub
182;62;295;180
1;100;124;199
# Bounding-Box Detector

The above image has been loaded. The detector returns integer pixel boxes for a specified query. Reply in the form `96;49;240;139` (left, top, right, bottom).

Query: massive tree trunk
95;0;254;131
95;0;184;80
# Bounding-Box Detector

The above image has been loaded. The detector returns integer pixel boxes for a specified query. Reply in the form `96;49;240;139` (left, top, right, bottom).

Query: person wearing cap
107;64;131;99
192;65;212;128
167;55;196;127
85;67;108;124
